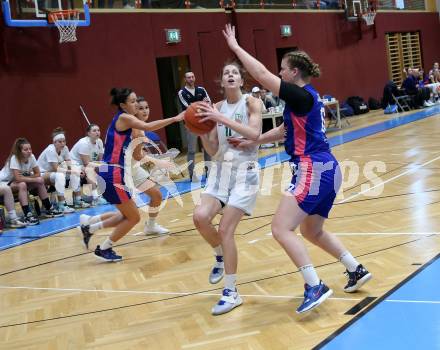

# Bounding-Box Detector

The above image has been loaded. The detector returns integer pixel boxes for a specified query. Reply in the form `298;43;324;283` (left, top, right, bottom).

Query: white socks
146;217;156;227
8;210;18;220
224;274;236;291
339;251;359;272
299;264;320;287
101;238;114;250
213;245;223;256
89;221;103;233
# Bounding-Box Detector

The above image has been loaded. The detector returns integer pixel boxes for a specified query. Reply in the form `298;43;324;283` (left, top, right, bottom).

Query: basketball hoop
48;10;80;43
361;10;376;26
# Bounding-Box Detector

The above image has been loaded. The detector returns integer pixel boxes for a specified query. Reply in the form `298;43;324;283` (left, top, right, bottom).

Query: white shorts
131;166;151;189
203;161;260;216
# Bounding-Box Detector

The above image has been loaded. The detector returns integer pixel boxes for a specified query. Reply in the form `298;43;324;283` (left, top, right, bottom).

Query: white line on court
132;231;146;236
248;232;439;244
182;331;261;349
386;299;440;305
329;232;440;236
0;285;361;302
338;154;440;204
170;218;180;223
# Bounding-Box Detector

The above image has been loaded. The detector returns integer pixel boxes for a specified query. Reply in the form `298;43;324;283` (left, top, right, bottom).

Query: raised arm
223;24;281;96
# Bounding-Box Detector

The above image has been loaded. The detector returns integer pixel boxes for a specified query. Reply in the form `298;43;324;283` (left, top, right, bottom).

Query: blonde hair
283;50;321;79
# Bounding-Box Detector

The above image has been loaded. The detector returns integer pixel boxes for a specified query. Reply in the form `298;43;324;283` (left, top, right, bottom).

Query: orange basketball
184;102;216;135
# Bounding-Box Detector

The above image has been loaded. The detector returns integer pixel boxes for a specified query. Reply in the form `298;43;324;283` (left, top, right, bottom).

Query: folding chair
392;92;412;112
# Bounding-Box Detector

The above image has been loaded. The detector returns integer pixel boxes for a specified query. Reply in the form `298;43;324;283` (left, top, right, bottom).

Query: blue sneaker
94;245;122;262
296;281;333;314
209;255;224;284
211;288;243;315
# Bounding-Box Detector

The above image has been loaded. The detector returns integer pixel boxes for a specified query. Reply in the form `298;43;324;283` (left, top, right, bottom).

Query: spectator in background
402;69;432;107
178;71;212;181
429;62;439;83
70;124;107;206
38;127;90;213
0;138;63;225
418;68;430;86
251;86;267;113
260;88;277;110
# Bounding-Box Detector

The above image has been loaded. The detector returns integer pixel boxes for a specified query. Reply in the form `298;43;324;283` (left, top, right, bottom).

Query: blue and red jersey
281;84;330;159
103;110;132;167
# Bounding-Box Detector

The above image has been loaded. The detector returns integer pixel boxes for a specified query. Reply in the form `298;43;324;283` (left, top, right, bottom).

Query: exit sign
280;25;292;37
165;29;181;44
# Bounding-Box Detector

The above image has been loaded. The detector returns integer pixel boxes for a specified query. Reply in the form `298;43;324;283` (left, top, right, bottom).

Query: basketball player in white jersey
193;62;262;315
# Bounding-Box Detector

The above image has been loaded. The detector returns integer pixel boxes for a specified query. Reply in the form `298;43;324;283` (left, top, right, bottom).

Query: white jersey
203;94;261;215
37;144;70;173
214;94;259;168
70;137;104;166
0;154;38;182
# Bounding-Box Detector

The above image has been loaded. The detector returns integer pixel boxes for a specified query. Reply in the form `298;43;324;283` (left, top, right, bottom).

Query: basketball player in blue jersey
79;88;184;262
223;24;371;314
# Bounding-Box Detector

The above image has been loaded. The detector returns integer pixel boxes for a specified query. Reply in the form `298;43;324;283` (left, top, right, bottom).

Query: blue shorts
288;152;341;218
97;165;132;205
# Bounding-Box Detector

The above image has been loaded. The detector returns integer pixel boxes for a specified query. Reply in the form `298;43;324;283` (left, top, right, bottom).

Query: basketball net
48;10;80;43
361;10;376;26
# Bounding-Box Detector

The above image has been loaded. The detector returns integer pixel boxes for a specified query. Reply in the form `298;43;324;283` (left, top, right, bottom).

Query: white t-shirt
70;137;104;166
37;144;71;173
0;154;38;182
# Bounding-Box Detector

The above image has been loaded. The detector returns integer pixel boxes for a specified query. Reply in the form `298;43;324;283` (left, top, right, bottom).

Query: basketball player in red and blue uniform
223;24;371;314
79;88;183;261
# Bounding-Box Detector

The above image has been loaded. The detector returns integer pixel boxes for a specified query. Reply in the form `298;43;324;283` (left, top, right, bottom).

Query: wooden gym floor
0;107;439;349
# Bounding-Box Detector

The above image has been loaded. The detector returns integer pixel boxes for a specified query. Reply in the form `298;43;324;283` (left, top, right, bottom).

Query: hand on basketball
223;24;239;51
196;102;224;124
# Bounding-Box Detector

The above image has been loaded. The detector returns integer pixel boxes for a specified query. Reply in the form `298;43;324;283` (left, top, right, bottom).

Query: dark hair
8;137;31;165
51;127;65;139
184;71;194;77
86;123;99;133
136;96;146;103
282;50;321;79
110;88;133;107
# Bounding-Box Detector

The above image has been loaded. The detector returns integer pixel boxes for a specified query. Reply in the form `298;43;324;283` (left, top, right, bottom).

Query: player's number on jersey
225;127;232;137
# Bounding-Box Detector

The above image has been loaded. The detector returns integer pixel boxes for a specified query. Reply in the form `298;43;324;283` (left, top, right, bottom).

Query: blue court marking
1;105;439;251
317;254;440;350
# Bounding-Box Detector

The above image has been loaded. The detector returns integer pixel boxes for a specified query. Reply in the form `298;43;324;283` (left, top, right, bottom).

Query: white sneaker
74;200;91;209
80;214;91;226
60;205;75;214
144;222;169;235
92;197;108;206
211;288;243;315
9;218;27;228
423;101;431;107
